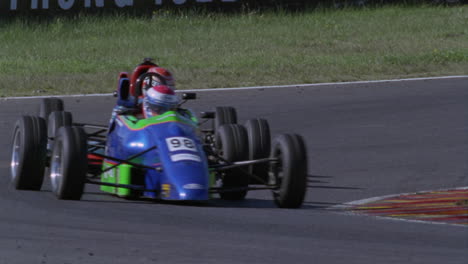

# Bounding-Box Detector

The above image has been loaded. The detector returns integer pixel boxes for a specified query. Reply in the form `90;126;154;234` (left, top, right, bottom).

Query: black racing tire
39;98;64;121
216;124;248;161
10;116;47;190
48;111;73;140
216;124;249;200
49;126;87;200
214;106;237;135
270;134;308;208
245;119;271;184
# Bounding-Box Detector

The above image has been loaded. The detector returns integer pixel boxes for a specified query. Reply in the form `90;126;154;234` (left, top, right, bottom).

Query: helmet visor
142;76;163;94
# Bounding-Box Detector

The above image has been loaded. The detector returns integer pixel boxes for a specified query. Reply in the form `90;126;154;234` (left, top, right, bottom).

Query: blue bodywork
104;111;210;200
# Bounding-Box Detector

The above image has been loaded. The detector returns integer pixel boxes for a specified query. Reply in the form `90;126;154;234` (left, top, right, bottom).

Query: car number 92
166;137;197;152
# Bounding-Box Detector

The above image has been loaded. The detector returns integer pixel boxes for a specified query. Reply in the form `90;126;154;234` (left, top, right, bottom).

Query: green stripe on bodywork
100;162;115;193
117;164;132;196
101;162;132;197
119;110;198;130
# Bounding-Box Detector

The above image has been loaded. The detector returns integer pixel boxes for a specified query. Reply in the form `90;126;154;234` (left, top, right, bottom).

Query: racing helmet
141;67;176;93
141;74;164;94
143;85;179;117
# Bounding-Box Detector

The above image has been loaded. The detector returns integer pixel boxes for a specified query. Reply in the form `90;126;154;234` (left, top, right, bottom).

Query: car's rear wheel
270;134;308;208
45;111;74;182
48;111;73;142
245;118;271;184
39;98;64;121
10;116;47;190
214;106;237;135
216;124;249;200
49;126;87;200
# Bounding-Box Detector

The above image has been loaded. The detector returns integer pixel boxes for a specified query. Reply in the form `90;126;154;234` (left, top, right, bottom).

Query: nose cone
177;184;209;200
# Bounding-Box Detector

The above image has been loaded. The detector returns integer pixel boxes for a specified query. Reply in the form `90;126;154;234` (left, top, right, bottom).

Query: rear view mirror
200;111;215;119
182;93;197;100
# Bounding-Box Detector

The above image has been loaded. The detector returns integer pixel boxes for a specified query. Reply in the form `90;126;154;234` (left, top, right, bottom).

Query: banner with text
0;0;244;16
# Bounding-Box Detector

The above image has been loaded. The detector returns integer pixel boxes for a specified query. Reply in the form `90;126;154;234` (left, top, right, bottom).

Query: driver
112;65;176;118
142;85;179;118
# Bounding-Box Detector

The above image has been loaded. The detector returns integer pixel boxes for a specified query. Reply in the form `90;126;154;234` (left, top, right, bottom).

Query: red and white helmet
142;67;176;92
143;85;179;117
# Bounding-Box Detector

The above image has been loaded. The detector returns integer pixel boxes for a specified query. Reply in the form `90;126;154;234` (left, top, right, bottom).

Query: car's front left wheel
10;116;47;190
49;126;88;200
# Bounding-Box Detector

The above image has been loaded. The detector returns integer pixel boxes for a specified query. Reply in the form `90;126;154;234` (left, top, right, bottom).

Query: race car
9;62;308;208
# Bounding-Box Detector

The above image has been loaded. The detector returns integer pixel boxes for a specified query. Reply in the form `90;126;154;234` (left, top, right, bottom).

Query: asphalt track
0;77;467;264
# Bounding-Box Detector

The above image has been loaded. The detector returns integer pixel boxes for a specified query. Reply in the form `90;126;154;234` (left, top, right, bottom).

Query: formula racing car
10;62;308;208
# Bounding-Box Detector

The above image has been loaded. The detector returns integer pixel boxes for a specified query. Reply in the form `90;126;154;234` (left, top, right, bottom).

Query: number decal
170;138;181;148
184;139;194;149
166;137;197;152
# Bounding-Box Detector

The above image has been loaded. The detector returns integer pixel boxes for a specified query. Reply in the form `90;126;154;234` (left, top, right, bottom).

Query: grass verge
0;5;467;97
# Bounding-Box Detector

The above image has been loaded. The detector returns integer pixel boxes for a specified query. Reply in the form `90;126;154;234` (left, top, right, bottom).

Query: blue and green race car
10;70;308;208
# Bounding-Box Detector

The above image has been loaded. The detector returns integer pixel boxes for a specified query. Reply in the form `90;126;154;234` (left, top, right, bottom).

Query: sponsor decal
183;183;204;190
170;153;201;162
162;183;171;198
102;164;115;180
102;169;112;180
129;142;145;148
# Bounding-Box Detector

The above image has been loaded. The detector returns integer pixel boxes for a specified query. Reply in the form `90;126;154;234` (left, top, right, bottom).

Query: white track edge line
2;75;467;100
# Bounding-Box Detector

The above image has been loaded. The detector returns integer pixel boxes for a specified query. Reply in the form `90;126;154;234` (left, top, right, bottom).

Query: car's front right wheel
270;134;308;208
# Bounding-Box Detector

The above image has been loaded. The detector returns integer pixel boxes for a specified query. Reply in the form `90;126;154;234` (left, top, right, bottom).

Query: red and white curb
332;187;468;227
